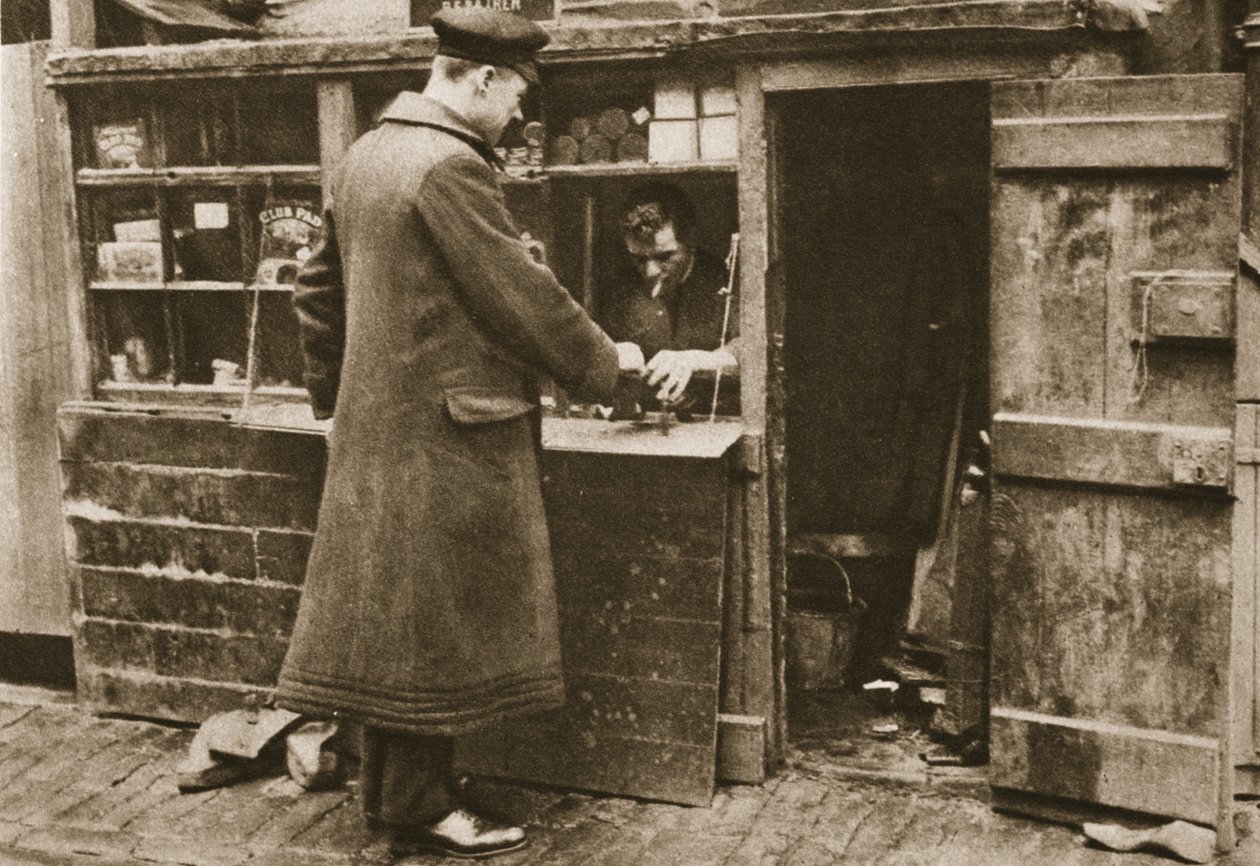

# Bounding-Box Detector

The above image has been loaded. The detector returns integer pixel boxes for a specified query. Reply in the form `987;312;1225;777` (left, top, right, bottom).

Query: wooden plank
1241;270;1260;403
43;4;1085;84
992;74;1243;123
736;65;767;432
989;484;1231;740
462;722;717;807
58;405;326;476
77;618;288;686
76;165;321;187
0;44;38;635
735;62;778;766
540;417;742;458
545;160;736;178
991;413;1232;491
990;708;1219;825
993;114;1232;171
938;485;989;740
51;0;95;49
0;43;76;636
762;45;1126;93
316;80;356;183
1233;405;1257;777
551;552;723;621
989;178;1109;418
51;94;92;398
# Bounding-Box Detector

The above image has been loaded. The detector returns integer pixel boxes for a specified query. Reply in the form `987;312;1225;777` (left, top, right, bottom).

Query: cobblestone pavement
0;698;1183;866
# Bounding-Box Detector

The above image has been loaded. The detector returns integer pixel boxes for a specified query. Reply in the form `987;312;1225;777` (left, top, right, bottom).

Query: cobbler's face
624;223;693;295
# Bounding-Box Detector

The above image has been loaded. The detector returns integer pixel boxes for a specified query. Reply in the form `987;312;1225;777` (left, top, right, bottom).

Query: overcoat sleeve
417;156;620;404
292;206;346;420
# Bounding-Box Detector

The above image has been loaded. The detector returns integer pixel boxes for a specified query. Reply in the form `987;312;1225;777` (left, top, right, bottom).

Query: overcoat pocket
444;385;536;424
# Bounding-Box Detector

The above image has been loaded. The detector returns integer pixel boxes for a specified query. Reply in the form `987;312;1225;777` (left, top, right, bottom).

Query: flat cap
431;7;549;84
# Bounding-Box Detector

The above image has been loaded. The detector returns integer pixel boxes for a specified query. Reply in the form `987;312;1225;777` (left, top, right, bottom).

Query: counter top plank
231;402;744;459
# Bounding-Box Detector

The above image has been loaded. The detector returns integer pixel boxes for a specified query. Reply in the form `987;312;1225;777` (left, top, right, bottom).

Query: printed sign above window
410;0;557;25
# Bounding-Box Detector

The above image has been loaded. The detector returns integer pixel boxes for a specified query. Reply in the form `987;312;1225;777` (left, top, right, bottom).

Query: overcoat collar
380;91;504;171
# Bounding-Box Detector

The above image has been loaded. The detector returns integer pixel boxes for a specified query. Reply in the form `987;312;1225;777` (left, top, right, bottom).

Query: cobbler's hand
646;350;705;404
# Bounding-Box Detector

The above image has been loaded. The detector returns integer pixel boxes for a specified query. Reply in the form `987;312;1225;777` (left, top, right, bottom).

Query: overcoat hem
276;666;564;736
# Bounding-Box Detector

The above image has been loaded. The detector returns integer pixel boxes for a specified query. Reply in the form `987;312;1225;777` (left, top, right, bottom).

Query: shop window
71;80;321;403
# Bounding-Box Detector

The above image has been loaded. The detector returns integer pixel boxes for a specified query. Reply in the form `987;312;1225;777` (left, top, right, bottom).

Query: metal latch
1172;437;1231;487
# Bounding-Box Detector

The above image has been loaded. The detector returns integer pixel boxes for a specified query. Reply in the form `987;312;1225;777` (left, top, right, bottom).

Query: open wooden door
987;73;1244;833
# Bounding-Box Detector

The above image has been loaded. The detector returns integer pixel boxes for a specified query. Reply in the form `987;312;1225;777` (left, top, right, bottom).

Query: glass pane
97;292;171;384
90;189;163;285
173;294;251;386
237;89;319;165
84;89;154;170
254;294;304;389
168;188;246;283
163;90;236;167
243;185;325;288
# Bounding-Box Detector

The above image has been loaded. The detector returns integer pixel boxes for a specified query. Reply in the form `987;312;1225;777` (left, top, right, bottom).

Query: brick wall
57;404;324;723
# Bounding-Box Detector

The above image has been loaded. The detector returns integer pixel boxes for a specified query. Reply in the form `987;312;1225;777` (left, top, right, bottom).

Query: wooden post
316;80;357;183
49;88;93;398
734;63;780;768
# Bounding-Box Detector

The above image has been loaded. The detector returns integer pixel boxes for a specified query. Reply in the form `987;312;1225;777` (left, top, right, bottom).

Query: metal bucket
786;551;860;691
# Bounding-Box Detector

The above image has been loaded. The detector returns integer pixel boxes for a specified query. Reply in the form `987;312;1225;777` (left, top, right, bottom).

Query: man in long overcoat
274;9;643;858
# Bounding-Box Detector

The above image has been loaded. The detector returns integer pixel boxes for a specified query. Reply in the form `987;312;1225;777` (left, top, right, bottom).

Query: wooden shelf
98;380;306;406
76;165;322;188
90;281;295;292
534;160;738;179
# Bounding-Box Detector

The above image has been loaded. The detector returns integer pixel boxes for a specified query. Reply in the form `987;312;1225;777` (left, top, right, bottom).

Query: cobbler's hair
620;182;696;244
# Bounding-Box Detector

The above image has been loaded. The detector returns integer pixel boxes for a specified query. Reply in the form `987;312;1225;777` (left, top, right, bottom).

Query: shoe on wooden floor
389;808;528;860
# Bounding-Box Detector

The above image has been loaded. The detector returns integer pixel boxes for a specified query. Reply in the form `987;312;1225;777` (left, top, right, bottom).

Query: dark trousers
359;727;455;828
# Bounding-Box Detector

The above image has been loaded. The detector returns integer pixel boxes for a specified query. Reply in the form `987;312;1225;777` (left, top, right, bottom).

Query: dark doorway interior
774;81;990;759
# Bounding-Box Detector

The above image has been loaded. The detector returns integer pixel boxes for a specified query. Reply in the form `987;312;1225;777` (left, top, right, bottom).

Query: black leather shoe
389;808;528;860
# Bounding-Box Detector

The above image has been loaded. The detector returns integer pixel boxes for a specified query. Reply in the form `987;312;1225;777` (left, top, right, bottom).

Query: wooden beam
762;44;1126;93
44;2;1089;86
50;90;93;398
51;0;95;50
990;707;1220;826
992;413;1233;493
993;114;1234;171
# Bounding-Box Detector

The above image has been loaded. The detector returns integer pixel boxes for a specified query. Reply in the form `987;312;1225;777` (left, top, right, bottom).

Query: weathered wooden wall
58;406;735;803
58;406;323;718
459;451;728;806
0;41;80;637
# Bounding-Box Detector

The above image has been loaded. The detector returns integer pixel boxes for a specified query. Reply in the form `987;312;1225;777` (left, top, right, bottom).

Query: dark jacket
275;92;619;735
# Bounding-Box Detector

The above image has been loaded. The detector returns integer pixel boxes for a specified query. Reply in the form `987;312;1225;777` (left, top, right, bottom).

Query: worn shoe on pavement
389;808;528;859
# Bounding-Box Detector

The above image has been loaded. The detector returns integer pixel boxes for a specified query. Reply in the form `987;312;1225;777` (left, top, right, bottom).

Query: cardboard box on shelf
699;83;737;117
653;77;697;120
699;115;738;160
649;118;699;163
96;241;163;284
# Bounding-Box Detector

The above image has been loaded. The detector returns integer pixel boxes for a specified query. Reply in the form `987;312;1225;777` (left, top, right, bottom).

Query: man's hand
645;349;709;404
615;342;647;376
